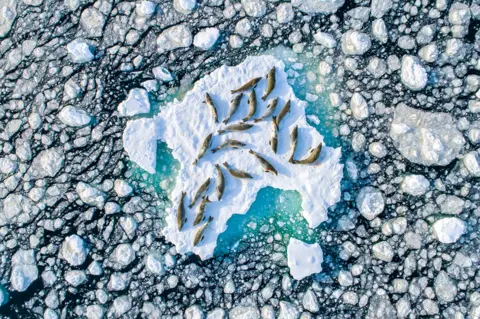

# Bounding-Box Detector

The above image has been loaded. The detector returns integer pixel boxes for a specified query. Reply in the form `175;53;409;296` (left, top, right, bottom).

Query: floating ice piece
241;0;266;17
118;88;150;117
152;67;173;82
194;28;220;50
157;55;343;260
61;234;89;266
173;0;196;14
291;0;344;14
287;238;323;280
0;0;17;38
432;217;466;244
313;31;337;48
10;249;38;292
276;3;294;23
156;25;192;52
390;104;465;166
400;55;428;91
135;0;156;17
463;151;480;176
341;30;371;55
350;93;369;120
27;148;65;179
76;182;106;209
58;105;91;127
67;39;94;63
122;118;157;174
356;186;385;220
401;174;429;196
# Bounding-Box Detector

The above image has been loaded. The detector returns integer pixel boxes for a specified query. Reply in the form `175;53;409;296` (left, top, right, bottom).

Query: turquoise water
126;46;341;257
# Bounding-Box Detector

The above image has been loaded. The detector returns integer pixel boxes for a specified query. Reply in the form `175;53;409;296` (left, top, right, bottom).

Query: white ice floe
61;234;89;266
356;186;385;220
241;0;267;17
154;55;343;260
67;39;94;64
287;238;323;280
58;105;91;127
390;104;465;166
400;55;428;91
156;25;192;52
432;217;466;244
10;249;38;292
173;0;196;14
152;66;173;82
118;88;150;117
122;118;157;174
193;28;220;50
341;30;371;55
401;174;429;196
291;0;344;14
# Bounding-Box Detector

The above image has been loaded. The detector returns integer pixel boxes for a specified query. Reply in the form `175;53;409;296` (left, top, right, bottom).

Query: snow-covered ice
401;175;430;196
432;217;466;244
58;105;91;127
156;25;192;52
67;39;94;64
287;238;323;280
356;186;385;220
341;30;371;55
400;55;428;91
390;104;465;166
291;0;344;14
122;118;157;174
149;55;343;260
118;88;150;117
193;28;220;50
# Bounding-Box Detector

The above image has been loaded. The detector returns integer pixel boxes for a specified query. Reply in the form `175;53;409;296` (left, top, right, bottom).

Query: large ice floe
123;55;343;260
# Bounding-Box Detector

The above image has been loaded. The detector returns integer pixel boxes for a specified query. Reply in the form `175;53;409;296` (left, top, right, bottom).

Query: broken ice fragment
193;28;220;50
58;105;91;127
287;238;323;280
67;39;95;64
118;88;150;117
432;217;466;244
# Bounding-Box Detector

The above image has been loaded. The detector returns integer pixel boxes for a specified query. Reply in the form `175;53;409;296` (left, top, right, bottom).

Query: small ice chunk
401;175;429;196
114;179;133;197
58;106;91;127
173;0;196;14
122;118;157;174
27;148;64;179
372;18;388;43
287;238;323;280
111;244;136;269
65;270;87;287
241;0;266;17
372;241;394;262
437;195;464;215
356;186;385;220
389;104;465;166
0;0;17;38
434;271;457;303
276;3;294;23
291;0;344;14
303;289;319;313
80;7;105;37
157;25;192;51
341;30;371;55
350;93;369;120
118;88;150;117
193;28;220;50
135;1;156;17
400;55;428;91
67;39;94;63
10;249;38;292
432;217;466;244
152;66;173;82
76;182;106;209
448;2;471;25
61;235;89;266
418;43;438;63
313;31;337;48
463;151;480;176
371;0;392;18
145;253;165;275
